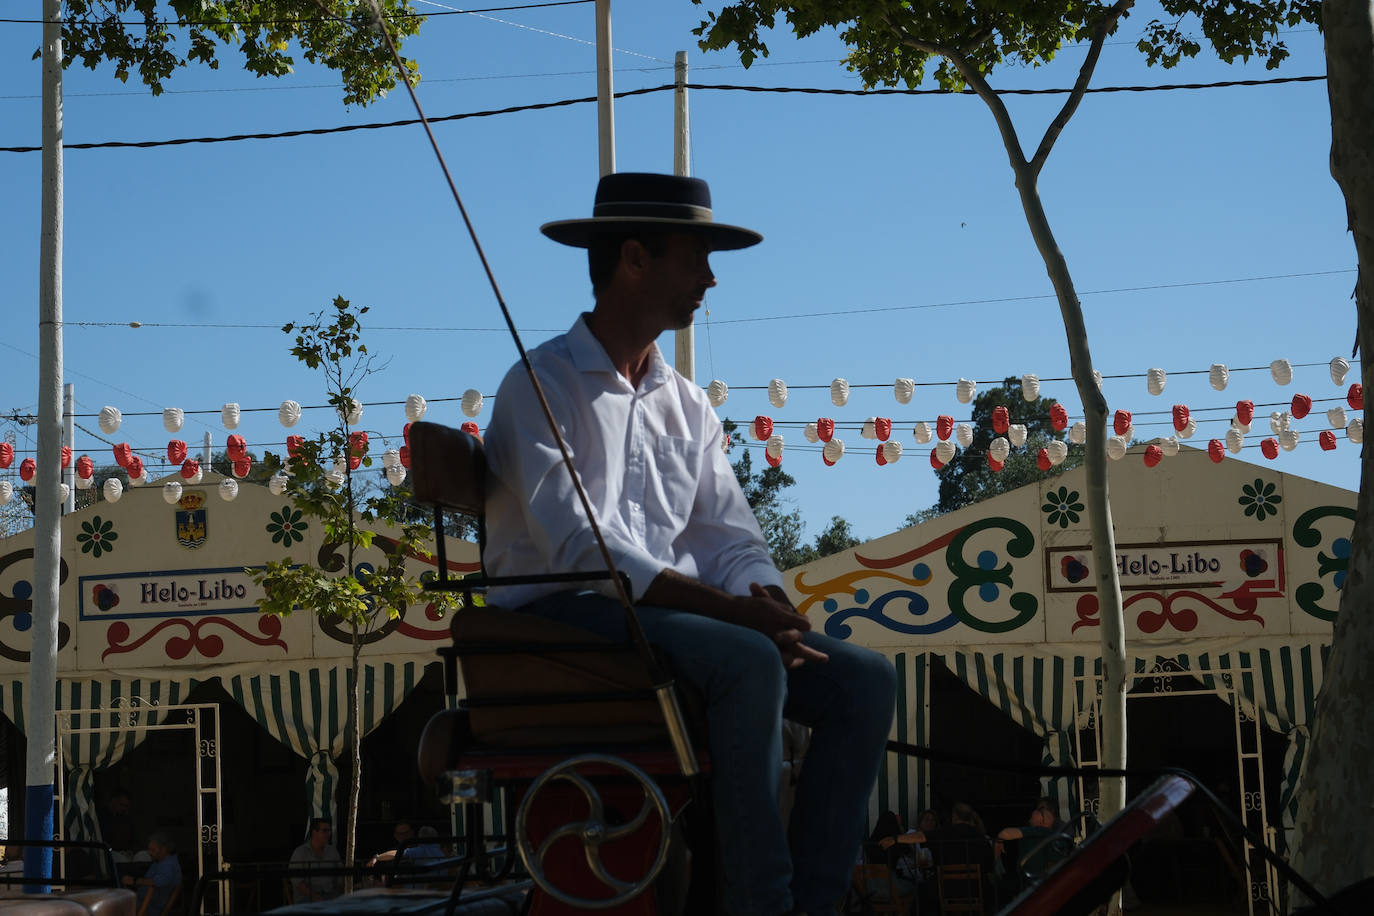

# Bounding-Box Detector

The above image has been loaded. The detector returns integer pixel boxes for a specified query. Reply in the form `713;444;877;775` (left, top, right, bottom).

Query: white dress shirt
483;313;781;608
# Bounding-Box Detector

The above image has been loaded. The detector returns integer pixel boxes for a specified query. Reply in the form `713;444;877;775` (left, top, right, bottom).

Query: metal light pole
672;51;694;382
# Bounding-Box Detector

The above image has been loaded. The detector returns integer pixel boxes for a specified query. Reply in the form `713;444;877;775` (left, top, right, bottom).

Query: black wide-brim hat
541;172;763;251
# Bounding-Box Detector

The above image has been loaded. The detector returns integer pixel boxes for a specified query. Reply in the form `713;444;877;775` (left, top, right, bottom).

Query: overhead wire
0;1;594;27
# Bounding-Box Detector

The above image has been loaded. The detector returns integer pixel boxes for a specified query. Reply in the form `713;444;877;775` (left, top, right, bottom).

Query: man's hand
738;583;828;669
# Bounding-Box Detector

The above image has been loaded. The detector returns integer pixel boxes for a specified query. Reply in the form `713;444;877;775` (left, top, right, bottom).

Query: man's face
394;824;415;846
147;840;166;861
311;822;332;850
642;232;716;332
1032;807;1053;828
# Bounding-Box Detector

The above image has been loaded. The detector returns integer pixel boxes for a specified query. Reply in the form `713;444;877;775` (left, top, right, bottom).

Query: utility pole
672;51;694;382
595;0;614;176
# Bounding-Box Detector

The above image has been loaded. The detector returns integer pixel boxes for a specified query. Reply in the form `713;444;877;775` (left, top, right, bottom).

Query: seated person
289;818;343;902
401;826;445;862
867;811;927;901
121;831;180;914
997;797;1069;885
100;790;139;862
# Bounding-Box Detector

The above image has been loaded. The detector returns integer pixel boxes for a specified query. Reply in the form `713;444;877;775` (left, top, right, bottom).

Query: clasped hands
738;582;829;669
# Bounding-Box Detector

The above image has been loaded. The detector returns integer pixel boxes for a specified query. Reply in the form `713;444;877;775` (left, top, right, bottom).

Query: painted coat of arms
176;492;208;549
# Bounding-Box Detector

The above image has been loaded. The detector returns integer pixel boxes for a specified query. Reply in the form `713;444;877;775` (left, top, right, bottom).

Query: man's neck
585;302;658;387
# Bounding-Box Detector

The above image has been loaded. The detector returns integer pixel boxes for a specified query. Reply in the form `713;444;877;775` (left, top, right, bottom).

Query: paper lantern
0;480;11;505
956;378;977;404
823;439;845;464
955;424;973;448
219;478;239;501
60;446;71;469
1291;393;1312;420
830;378;850;407
349;430;370;457
1226;427;1244;454
817;418;835;443
1112;410;1132;436
1143;444;1163;468
1159;437;1179;457
1260;438;1279;460
269;472;289;496
1350;418;1364;444
19;458;36;482
103;478;123;503
76;455;94;480
453;388;479;418
98;405;122;434
803;423;820;444
163;481;183;504
1269;412;1289;435
989;437;1010;463
1209;364;1229;391
1349;383;1364;411
987;453;1004;472
707;379;728;407
225;434;247;461
936;415;954;442
1106;436;1127;461
875;444;887;467
1021;374;1040;402
406;394;429;422
1279;428;1300;452
1328;407;1348;428
386;464;407;486
232;457;251;478
1235;400;1255;426
113;443;133;468
1049;403;1068;431
930;448;947;470
76;472;93;491
324;467;345;488
934;439;956;465
1036;448;1052;471
874;417;892;441
861;419;877;440
383;448;401;469
180;459;200;481
1270;359;1292;385
1231;419;1251;435
992;406;1010;435
58;482;69;502
761;451;780;468
766;434;784;460
339;398;363;426
348;453;362;471
1172;405;1190;433
893;378;915;405
167;439;188;465
399;445;411;468
0;442;10;468
286;435;305;459
1047;440;1069;465
881;441;902;464
403;422;412;446
126;456;144;481
279;400;302;428
1320;430;1338;451
1146;368;1167;396
163;407;184;433
1208;439;1225;463
768;379;788;408
1008;424;1028;447
222;402;241;430
1331;356;1351;386
912;422;932;444
458;422;480;440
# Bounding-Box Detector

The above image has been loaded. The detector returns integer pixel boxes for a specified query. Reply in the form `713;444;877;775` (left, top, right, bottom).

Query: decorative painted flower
267;506;307;545
1042;487;1084;529
76;515;118;557
1239;478;1282;521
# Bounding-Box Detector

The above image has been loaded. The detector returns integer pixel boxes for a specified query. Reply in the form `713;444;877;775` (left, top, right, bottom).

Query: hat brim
540;216;762;251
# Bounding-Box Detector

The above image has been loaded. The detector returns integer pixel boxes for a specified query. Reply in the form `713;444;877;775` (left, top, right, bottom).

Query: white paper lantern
1330;356;1351;386
98;406;122;434
339;398;363;426
1047;439;1069;465
58;483;69;503
405;394;429;422
1008;424;1028;447
326;467;346;488
956;378;977;404
218;478;239;501
768;379;788;408
881;441;902;464
461;389;484;418
766;435;785;460
707;379;729;407
1349;418;1364;444
1123;425;1136;442
1093;370;1103;390
385;464;407;487
1106;436;1127;461
221;403;241;430
893;378;915;405
1269;411;1290;435
1328;406;1348;428
129;468;148;487
1226;427;1245;454
803;422;820;444
1209;364;1229;391
383;448;402;469
955;423;973;448
1021;374;1040;402
1146;368;1167;396
188;465;204;485
1279;428;1300;452
162;481;183;504
1270;359;1293;385
830;378;850;407
823;438;846;463
913;422;933;444
1231;419;1251;435
102;478;122;503
1069;421;1087;444
860;419;876;440
163;407;184;433
279;400;302;428
1159;437;1180;457
76;473;94;491
1180;416;1198;439
269;472;289;496
990;437;1011;463
0;480;11;505
934;439;956;464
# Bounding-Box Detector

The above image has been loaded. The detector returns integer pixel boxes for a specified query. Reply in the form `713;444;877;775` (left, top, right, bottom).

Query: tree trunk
1290;0;1374;899
346;642;362;883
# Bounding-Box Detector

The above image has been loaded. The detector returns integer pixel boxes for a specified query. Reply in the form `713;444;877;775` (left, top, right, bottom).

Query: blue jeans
519;591;896;916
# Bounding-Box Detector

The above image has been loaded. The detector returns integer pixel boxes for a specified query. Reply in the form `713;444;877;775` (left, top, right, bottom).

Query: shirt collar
568;313;673;391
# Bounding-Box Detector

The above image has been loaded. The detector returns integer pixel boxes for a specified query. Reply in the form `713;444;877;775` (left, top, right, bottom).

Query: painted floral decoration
1239;478;1282;522
267;506;307;545
1043;486;1084;529
76;515;117;558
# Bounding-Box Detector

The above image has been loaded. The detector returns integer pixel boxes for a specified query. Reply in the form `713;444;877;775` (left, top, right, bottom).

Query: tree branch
1028;0;1135;177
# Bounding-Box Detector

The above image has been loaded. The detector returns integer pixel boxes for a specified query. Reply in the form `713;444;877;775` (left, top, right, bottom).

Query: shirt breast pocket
649;435;702;527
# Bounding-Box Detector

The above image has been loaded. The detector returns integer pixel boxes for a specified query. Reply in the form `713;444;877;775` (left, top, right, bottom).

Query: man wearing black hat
483;173;896;916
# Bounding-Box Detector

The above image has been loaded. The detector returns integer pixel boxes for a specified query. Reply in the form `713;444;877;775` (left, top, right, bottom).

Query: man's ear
620;237;651;278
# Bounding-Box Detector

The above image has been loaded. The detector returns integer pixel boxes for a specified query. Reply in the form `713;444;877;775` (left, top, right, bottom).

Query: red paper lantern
1290;393;1312;420
766;451;782;468
1208;439;1225;463
180;459;200;480
349;430;370;457
1112;410;1132;436
399;445;411;468
232;456;252;477
113;443;133;468
875;445;887;466
19;458;36;482
874;417;892;441
1172;404;1190;432
930;448;946;470
936;415;954;441
76;455;94;480
127;456;144;479
286;435;305;459
753;416;773;441
1349;383;1364;411
347;454;361;470
1319;430;1338;451
226;434;247;460
1260;438;1279;460
403;422;412;446
460;421;481;439
60;446;71;469
1036;448;1052;471
987;454;1004;472
1143;444;1163;468
822;453;836;467
167;439;188;465
1049;403;1068;431
0;442;11;468
1235;400;1255;425
816;418;835;443
992;406;1010;435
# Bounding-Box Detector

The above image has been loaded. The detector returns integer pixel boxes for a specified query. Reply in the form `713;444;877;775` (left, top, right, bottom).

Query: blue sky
0;1;1357;542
